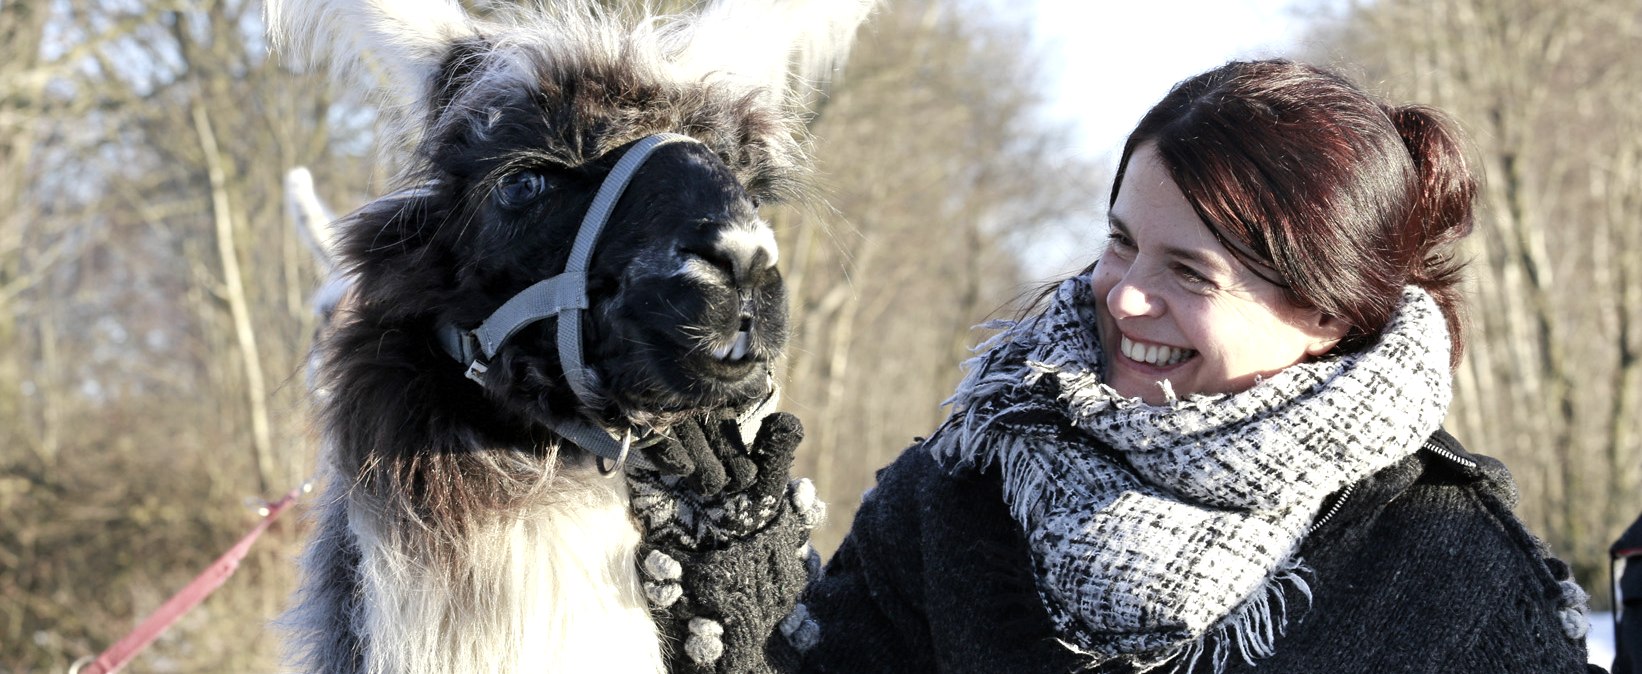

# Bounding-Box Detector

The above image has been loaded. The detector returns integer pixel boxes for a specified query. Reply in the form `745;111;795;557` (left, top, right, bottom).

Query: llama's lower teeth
711;330;752;362
729;330;750;361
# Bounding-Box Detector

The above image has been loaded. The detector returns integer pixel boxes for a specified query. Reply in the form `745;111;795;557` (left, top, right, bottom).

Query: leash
69;483;310;674
436;133;697;472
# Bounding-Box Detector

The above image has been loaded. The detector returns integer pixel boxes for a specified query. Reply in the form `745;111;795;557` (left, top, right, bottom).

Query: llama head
269;0;871;452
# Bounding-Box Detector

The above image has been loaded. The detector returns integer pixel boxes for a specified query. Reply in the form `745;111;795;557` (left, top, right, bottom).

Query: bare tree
1;0;372;670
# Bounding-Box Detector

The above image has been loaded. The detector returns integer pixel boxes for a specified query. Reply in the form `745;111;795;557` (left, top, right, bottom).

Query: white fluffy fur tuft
661;0;877;97
264;0;476;107
348;463;664;674
267;0;875;129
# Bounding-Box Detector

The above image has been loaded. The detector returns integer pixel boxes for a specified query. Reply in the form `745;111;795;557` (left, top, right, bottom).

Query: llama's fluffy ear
265;0;478;109
662;0;877;96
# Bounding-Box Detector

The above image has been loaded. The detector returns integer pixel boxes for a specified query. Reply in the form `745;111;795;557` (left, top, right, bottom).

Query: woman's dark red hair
1110;59;1476;365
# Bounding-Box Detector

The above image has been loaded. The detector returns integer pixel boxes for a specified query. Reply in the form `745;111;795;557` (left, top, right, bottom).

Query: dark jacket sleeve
769;448;941;673
1438;460;1602;674
1447;587;1603;674
774;447;1087;674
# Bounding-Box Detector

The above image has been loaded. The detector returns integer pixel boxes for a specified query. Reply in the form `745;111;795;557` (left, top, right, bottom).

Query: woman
637;59;1601;673
778;59;1596;673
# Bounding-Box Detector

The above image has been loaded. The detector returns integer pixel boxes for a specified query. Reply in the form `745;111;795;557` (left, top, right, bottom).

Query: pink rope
75;484;306;674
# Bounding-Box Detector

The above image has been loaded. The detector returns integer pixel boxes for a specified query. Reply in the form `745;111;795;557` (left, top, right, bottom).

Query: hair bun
1384;103;1476;365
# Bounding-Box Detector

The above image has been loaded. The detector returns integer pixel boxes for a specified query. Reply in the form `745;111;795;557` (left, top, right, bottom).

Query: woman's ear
1305;313;1351;357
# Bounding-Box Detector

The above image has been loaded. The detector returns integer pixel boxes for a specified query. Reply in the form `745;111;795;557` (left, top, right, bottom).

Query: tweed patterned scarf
925;276;1452;672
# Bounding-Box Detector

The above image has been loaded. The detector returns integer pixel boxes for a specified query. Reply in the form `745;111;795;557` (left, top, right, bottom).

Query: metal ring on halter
598;427;635;476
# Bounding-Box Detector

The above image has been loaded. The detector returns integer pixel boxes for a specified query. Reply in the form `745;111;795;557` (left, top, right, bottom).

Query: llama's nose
687;221;780;288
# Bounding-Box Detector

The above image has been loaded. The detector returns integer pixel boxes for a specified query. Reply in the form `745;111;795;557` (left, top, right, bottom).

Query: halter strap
560;133;698;401
434;133;699;468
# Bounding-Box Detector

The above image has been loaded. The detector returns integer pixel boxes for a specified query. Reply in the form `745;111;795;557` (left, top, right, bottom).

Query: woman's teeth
1120;335;1195;366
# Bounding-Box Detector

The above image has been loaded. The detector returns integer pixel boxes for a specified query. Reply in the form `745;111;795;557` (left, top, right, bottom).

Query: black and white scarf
926;276;1452;672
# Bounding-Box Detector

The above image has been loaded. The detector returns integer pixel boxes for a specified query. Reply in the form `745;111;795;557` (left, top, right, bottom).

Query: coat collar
1308;428;1514;539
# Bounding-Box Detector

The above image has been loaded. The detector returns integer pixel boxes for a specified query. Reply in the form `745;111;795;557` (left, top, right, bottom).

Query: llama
266;1;870;672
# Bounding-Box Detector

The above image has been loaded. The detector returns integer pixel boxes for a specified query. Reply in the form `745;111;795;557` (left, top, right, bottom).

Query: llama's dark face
341;99;791;434
461;137;788;425
308;4;863;445
582;143;788;411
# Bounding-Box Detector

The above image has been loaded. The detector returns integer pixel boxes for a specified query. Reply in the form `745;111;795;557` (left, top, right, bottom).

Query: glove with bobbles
627;412;825;674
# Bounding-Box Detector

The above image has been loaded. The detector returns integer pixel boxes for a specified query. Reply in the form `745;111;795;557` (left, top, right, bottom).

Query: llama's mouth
587;230;787;421
591;315;778;421
689;326;769;383
709;327;752;363
604;356;775;429
709;324;754;363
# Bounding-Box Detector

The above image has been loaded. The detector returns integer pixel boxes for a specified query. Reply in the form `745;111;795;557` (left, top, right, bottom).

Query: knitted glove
633;412;799;545
628;412;825;674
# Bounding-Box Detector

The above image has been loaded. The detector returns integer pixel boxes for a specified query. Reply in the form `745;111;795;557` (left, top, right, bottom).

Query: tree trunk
193;102;276;494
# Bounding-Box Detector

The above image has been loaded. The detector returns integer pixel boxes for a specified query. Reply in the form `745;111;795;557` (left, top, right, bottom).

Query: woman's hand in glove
626;412;824;673
630;411;806;546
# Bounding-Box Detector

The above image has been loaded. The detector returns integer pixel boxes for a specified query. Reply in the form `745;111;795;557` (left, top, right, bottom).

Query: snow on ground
1591;610;1617;669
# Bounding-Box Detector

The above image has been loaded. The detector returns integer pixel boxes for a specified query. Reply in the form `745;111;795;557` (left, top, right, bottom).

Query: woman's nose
1107;271;1163;319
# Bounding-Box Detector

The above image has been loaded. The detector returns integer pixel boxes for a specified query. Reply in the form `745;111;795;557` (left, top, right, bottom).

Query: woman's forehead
1120;145;1293;277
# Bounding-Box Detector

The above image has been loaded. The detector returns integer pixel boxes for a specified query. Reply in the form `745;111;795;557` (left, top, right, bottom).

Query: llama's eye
496;171;548;207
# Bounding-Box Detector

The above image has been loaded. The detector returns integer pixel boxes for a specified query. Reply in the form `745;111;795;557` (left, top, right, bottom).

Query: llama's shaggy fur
284;454;659;673
268;1;870;672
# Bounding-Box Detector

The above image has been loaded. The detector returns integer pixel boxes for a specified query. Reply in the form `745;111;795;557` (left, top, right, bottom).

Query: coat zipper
1421;438;1476;469
1309;439;1473;535
1308;483;1355;534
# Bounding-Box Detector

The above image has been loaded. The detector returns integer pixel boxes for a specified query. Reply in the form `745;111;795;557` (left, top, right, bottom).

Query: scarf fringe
933;347;1113;528
1051;556;1313;674
931;331;1062;526
1166;556;1313;674
994;427;1054;525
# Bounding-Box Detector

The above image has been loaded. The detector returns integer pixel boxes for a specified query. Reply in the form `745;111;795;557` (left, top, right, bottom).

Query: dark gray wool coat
742;429;1603;674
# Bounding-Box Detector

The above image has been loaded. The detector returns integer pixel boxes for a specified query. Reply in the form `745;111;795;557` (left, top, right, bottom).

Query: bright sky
1031;0;1310;158
1022;0;1312;278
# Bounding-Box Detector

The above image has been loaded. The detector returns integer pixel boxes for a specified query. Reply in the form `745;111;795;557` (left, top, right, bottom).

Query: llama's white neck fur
348;463;664;674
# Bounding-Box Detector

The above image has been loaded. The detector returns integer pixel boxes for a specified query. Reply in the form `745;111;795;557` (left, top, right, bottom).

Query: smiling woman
696;59;1605;674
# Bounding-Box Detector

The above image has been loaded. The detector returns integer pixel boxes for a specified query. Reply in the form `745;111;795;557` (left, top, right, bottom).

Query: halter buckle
464;359;490;383
597;427;636;477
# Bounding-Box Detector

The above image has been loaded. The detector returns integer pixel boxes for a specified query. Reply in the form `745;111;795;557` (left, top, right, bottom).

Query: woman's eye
1174;264;1213;287
1106;229;1134;250
496;171;548;207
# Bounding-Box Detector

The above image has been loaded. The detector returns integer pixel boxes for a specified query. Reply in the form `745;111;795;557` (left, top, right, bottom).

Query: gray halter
436;133;697;471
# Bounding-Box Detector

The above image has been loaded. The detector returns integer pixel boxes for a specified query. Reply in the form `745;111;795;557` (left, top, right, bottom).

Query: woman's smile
1117;334;1197;368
